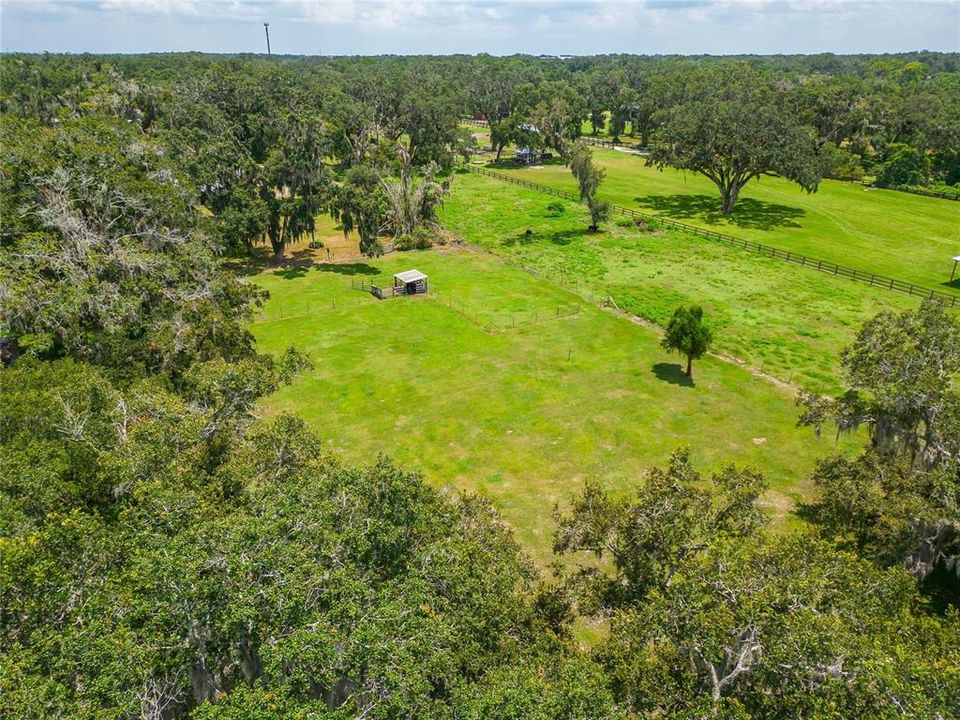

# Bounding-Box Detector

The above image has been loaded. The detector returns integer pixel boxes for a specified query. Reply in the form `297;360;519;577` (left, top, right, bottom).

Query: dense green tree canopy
1;359;594;719
800;300;960;587
3;50;960;720
647;70;825;215
599;535;960;718
0;116;262;376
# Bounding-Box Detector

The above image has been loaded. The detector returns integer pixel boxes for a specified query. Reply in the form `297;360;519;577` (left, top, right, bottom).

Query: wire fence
432;286;581;332
250;292;368;324
861;181;960;202
464;165;959;307
348;277;582;332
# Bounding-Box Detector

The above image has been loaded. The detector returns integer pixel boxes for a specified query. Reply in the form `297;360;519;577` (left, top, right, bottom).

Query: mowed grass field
439;171;923;392
487;149;960;293
250;248;859;565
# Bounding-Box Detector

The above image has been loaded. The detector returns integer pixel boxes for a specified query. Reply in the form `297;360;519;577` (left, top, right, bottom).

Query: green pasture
487;149;960;293
439;171;922;392
579;114;643;144
250;249;858;565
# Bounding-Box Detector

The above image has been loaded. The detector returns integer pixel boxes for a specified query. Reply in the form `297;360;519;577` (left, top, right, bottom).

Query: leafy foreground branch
554;450;960;718
799;299;960;584
1;359;608;720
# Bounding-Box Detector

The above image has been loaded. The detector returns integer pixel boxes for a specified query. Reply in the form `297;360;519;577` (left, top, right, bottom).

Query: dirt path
599;303;800;394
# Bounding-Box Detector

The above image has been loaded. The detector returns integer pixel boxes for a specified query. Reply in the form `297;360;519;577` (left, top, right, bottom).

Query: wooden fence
884;184;960;202
463;120;959;202
464;165;959;307
462;118;642;151
578;135;649;151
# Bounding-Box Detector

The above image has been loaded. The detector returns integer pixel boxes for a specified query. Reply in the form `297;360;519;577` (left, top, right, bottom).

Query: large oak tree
648;70;825;215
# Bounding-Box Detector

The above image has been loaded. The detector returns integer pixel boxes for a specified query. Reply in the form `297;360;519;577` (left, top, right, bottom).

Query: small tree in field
662;305;713;379
565;141;607;231
586;197;610;231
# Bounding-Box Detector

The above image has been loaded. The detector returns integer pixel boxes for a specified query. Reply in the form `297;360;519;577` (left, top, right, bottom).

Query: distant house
514;146;553;165
512;122;544;164
514;147;540;165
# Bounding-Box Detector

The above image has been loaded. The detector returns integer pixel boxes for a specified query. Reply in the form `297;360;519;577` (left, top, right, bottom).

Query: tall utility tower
264;23;271;56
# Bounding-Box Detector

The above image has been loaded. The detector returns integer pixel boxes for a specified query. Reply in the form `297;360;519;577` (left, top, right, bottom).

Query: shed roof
394;269;427;283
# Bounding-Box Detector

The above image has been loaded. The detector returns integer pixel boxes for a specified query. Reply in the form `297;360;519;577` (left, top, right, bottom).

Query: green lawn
487;149;960;293
439;171;922;392
250;249;858;565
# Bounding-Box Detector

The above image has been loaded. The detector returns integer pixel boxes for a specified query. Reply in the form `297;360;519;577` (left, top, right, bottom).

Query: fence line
578;135;648;151
349;277;582;332
864;182;960;202
431;286;581;332
250;292;369;324
464;119;958;202
462;118;643;151
464;165;959;307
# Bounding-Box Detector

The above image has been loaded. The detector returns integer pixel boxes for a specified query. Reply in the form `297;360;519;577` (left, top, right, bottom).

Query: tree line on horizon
2;51;958;226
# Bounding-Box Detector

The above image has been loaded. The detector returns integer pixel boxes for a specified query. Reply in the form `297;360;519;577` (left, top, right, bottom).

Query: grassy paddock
250;248;859;565
485;149;960;293
439;171;922;392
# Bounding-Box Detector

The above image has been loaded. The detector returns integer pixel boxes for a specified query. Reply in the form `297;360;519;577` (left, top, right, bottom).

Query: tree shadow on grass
502;228;591;247
314;262;380;276
270;257;380;280
634;194;805;231
272;266;310;280
224;247;275;277
793;501;823;526
548;228;592;246
652;362;694;387
940;277;960;291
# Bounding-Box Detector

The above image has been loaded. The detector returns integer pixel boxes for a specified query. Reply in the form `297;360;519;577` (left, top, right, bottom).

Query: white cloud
96;0;201;14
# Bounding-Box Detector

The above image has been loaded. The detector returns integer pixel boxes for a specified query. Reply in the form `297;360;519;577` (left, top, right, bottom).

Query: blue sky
2;0;958;56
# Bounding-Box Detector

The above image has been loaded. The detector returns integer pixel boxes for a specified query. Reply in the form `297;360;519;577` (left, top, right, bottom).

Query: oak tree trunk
720;181;741;216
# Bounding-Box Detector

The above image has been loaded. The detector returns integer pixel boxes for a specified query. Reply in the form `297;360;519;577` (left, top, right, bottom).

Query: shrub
546;201;566;216
395;227;434;251
875;143;930;188
308;240;324;249
820;141;865;181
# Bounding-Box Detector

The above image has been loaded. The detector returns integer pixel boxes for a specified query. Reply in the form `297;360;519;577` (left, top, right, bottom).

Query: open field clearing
439;171;925;392
250;247;860;564
485;149;960;293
